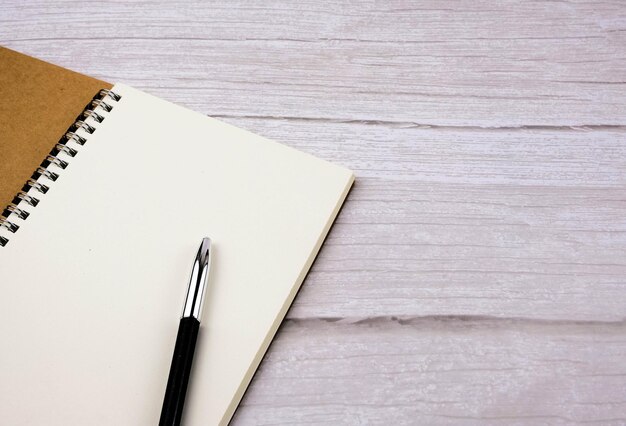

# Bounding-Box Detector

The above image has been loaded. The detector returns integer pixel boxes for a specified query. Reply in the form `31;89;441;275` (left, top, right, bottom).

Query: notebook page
0;83;353;425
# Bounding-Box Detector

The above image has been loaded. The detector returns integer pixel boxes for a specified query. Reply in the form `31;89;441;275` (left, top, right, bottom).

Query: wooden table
3;1;625;424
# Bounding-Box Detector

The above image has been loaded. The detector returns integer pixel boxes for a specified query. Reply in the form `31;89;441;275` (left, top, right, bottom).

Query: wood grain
1;0;625;424
234;318;626;425
222;119;626;322
0;1;625;126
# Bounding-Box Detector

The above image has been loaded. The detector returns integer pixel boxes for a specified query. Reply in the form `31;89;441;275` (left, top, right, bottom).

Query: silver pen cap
182;238;212;321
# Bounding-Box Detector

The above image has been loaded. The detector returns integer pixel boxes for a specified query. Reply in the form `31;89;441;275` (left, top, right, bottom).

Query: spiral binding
0;89;122;247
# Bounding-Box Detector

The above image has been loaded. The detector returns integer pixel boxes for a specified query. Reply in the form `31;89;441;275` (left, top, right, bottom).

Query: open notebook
0;48;353;425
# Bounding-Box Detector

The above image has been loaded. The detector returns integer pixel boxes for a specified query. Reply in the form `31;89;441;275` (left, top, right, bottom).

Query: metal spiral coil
0;89;122;247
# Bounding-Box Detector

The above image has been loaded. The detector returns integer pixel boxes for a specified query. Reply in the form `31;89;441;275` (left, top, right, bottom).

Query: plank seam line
210;115;626;131
284;315;626;328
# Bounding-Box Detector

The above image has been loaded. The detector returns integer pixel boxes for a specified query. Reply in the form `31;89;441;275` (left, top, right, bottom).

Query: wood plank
214;119;626;322
233;318;626;425
226;118;626;187
0;1;624;126
294;183;626;321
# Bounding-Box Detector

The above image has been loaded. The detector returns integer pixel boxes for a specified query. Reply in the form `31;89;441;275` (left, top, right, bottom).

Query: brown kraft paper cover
0;46;112;215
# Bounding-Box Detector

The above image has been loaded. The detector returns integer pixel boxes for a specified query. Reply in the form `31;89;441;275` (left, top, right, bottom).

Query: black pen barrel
159;316;200;426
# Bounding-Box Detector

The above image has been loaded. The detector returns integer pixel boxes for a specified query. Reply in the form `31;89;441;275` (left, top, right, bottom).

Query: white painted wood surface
1;1;625;423
236;318;626;425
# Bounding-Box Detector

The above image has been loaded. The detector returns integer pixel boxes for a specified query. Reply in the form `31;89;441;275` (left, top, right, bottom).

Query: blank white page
0;83;353;425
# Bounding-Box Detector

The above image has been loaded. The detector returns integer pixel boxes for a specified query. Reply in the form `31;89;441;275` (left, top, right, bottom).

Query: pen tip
199;238;211;259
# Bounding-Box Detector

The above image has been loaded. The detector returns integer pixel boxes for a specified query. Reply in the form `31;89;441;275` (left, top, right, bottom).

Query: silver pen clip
182;238;212;321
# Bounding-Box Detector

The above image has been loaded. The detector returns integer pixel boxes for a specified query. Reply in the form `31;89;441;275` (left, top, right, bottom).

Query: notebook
0;47;354;425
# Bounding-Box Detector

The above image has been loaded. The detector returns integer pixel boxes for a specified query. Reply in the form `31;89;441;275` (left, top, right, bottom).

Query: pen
160;238;212;426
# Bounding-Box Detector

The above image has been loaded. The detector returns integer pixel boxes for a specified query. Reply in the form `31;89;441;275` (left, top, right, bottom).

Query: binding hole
65;132;87;146
55;143;78;157
0;236;7;247
0;219;19;233
7;205;29;220
27;179;49;194
36;167;59;182
82;109;104;123
46;155;68;170
17;192;39;207
91;99;113;112
100;89;122;101
74;120;96;134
